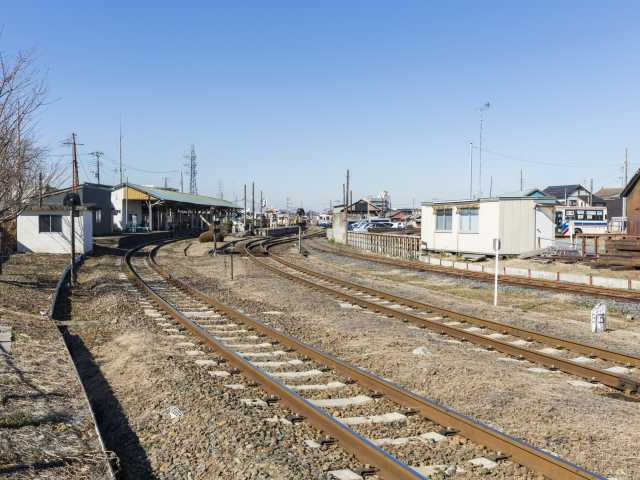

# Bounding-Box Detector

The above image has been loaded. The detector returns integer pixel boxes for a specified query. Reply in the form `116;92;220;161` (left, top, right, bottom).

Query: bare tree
0;46;59;223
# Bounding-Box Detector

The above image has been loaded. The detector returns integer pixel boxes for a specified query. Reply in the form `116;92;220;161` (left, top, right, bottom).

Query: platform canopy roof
115;183;239;209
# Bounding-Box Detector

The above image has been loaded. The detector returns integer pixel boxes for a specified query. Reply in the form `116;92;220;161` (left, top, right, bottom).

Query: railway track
246;236;640;397
308;236;640;303
124;239;604;479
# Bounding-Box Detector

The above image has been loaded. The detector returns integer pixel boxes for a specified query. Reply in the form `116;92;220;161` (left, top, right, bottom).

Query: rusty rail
138;237;605;480
312;240;640;303
249;238;640;395
125;242;425;479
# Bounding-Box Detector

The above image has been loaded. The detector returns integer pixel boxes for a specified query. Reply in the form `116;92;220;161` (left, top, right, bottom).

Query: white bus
554;206;608;236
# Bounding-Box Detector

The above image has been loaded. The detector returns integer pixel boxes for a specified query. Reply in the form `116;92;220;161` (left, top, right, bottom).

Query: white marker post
493;238;501;306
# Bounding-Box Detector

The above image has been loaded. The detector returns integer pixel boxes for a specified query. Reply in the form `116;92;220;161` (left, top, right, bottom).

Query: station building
421;191;556;256
111;183;238;232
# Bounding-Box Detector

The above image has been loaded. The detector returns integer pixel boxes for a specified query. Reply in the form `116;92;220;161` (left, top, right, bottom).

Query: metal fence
347;232;421;260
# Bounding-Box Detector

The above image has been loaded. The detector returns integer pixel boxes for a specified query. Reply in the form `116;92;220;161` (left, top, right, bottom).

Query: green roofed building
111;183;239;232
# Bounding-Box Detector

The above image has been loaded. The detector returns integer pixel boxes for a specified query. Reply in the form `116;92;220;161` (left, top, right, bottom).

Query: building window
94;208;102;223
39;215;62;233
435;208;452;231
459;207;479;233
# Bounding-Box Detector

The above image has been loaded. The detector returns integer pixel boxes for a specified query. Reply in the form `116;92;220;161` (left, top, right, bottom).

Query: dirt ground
0;253;109;479
158;238;640;479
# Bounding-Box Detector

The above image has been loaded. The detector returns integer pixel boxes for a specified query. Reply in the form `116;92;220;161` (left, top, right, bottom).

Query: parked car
353;221;394;233
367;222;394;231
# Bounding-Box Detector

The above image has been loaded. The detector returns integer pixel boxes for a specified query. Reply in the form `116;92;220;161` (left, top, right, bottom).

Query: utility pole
251;182;255;234
260;190;263;229
180;171;184;193
478;102;490;196
71;134;79;191
489;176;493;197
63;133;84;192
89;151;103;184
469;142;473;199
243;184;247;231
589;178;594;205
624;148;629;186
346;169;350;213
520;169;524;192
119;118;123;185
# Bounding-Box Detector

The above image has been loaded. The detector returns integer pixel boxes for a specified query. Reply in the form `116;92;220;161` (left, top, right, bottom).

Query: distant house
542;184;606;207
621;170;640;234
595;187;624;218
333;199;384;218
389;209;413;222
364;192;392;215
17;204;93;254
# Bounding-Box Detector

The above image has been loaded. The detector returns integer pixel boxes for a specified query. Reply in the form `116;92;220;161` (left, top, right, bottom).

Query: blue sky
3;1;639;210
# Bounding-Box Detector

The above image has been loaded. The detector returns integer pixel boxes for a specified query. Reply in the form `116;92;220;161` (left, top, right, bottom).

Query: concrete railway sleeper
309;238;640;304
125;239;603;479
246;237;640;397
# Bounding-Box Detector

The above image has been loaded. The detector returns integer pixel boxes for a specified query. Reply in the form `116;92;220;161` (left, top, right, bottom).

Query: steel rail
125;243;425;480
310;238;640;303
147;238;605;480
269;250;640;369
247;238;640;395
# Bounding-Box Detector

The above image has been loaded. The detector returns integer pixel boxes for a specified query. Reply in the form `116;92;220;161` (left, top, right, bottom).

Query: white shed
421;193;556;256
17;205;93;254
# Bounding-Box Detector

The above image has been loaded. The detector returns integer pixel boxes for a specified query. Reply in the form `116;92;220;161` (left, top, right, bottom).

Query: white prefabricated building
421;194;556;256
17;205;93;254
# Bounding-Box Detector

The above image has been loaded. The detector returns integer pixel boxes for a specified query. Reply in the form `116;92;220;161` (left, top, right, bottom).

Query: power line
475;145;615;169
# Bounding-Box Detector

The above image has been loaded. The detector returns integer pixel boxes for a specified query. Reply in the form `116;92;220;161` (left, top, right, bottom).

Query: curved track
246;235;640;397
310;237;640;303
125;238;604;480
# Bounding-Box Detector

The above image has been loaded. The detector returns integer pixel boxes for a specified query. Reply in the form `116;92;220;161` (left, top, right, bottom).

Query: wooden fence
347;232;420;260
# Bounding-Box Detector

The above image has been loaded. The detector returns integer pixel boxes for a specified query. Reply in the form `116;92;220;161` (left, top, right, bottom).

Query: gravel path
158;239;640;479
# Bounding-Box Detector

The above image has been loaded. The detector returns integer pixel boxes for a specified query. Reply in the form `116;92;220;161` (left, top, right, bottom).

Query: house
389;209;414;222
595;187;624;218
111;183;238;232
333;199;384;219
421;192;556;256
17;204;93;254
364;191;392;215
542;184;606;207
32;183;114;236
621;170;640;234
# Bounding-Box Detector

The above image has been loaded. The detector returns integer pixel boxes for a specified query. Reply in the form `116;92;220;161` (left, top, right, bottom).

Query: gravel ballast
157;238;640;479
